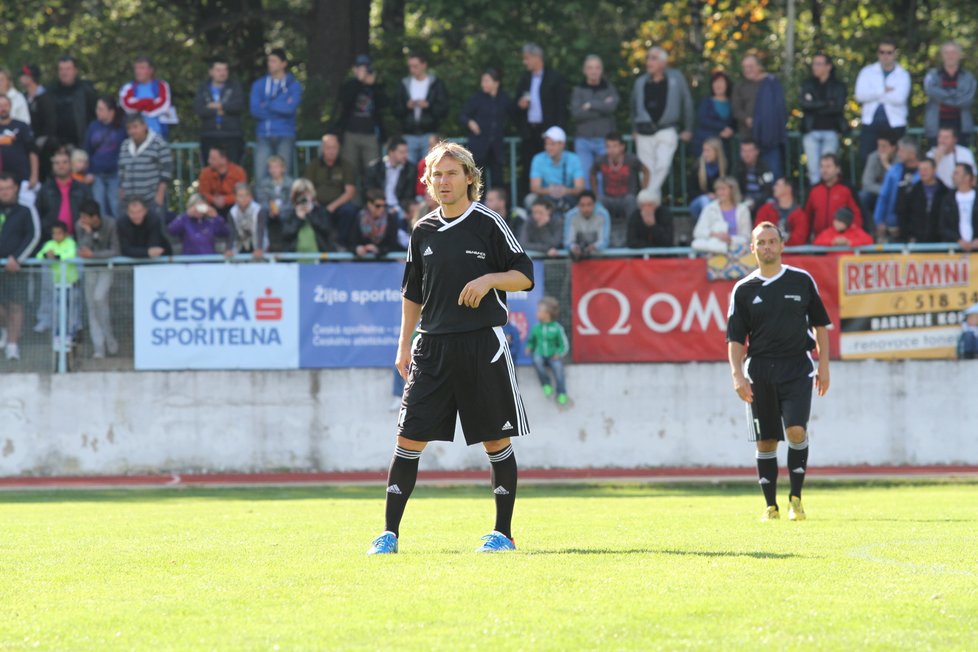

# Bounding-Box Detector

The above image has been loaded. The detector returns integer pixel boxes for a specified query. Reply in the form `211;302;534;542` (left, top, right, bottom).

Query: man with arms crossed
367;142;533;555
727;222;831;521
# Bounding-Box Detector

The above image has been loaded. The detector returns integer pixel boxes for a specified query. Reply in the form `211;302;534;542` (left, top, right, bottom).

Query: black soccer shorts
744;356;815;441
396;326;530;445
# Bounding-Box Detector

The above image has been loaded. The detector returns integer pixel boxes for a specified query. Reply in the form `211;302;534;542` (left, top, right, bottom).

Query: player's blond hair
422;141;484;202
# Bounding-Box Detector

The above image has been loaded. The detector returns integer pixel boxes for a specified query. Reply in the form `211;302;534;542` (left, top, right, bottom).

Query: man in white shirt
939;163;978;249
855;38;911;166
393;52;448;165
926;127;975;189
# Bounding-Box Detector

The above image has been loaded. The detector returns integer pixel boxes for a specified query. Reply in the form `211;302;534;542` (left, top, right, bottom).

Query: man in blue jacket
250;49;302;184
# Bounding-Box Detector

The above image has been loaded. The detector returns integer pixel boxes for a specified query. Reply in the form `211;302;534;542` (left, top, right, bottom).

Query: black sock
787;437;809;499
384;446;421;538
756;449;779;508
488;445;517;539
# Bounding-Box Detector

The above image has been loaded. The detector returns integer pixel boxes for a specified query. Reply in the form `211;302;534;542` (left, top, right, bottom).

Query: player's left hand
458;275;494;308
815;363;830;396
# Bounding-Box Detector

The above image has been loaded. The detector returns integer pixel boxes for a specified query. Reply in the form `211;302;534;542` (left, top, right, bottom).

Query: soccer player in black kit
367;142;533;554
727;222;831;522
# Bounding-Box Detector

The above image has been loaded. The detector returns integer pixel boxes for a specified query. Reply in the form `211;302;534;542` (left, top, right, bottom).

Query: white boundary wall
2;361;976;476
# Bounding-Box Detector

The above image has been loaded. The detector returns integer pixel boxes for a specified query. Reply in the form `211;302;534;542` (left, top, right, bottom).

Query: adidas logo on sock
501;421;513;431
423;246;434;256
387;484;402;494
792;467;806;474
758;477;771;485
493;486;510;495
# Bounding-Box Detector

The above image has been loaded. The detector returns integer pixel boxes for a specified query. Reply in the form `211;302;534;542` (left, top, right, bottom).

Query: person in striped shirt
117;115;172;218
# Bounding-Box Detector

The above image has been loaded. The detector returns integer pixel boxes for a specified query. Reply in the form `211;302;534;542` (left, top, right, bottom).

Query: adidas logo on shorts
387;484;403;494
493;486;510;495
502;421;513;431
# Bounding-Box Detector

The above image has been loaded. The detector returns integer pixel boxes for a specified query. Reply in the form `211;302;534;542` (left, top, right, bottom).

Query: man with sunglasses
855;38;911;166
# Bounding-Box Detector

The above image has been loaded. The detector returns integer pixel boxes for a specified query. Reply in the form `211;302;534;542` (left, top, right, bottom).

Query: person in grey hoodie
630;47;693;204
570;55;619;190
75;199;120;358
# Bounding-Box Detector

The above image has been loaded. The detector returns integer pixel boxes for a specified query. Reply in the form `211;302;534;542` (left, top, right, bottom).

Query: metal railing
7;241;968;375
166;127;958;216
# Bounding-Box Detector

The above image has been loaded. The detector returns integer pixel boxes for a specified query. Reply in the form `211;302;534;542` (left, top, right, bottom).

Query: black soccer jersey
402;201;534;334
726;265;831;358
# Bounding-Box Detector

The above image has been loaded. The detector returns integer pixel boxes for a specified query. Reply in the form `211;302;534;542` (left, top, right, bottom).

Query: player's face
429;157;471;208
752;228;783;265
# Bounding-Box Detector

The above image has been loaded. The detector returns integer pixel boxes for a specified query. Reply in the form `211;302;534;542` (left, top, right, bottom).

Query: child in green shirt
36;222;80;349
525;296;570;405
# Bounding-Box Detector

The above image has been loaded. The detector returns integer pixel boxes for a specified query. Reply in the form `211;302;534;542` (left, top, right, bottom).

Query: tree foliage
1;0;976;142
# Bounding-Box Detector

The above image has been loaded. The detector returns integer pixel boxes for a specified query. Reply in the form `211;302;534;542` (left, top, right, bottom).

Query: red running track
1;465;977;490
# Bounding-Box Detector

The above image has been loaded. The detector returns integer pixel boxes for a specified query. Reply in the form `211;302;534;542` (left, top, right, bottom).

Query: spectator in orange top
754;177;809;245
813;206;874;247
804;152;863;238
197;145;246;216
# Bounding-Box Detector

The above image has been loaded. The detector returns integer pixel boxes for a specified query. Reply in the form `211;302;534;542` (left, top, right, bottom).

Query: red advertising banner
571;256;839;362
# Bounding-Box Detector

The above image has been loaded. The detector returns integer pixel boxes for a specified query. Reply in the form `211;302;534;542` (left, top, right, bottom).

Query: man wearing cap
250;48;302;184
332;55;388;182
526;126;584;214
813;206;874;247
629;47;694;204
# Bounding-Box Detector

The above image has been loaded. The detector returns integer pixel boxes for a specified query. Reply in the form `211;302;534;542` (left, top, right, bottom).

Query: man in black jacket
35;150;93;241
117;196;172;258
364;136;415;218
626;190;674;248
18;64;58;181
897;158;948;243
939;163;978;249
393;52;449;164
514;43;567;197
0;173;40;360
193;57;245;165
47;56;97;149
331;55;388;181
799;53;847;187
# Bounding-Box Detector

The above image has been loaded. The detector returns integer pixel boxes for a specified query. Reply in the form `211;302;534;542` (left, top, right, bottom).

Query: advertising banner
298;262;545;368
838;253;978;359
571;257;839;362
134;264;299;370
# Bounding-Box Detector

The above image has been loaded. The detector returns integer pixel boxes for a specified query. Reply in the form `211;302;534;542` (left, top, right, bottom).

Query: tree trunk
382;0;405;43
306;0;354;89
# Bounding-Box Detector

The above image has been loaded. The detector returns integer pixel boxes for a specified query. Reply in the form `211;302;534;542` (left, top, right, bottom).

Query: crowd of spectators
4;37;978;361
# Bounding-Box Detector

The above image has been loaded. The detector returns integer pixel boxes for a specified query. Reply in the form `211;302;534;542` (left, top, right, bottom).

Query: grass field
1;481;976;651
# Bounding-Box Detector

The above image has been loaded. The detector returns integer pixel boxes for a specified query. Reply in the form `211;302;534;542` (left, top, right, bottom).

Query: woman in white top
691;176;752;253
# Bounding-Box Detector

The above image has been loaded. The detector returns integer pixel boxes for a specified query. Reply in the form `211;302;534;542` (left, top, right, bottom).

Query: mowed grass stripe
0;483;975;651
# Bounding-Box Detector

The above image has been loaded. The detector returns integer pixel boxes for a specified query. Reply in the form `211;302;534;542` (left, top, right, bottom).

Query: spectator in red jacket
754;177;809;245
813;206;874;247
804;152;863;237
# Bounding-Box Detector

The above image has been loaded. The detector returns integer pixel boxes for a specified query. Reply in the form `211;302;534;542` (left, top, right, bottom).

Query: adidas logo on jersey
501;421;514;431
423;246;434;256
493;486;510;495
387;484;403;494
752;295;763;304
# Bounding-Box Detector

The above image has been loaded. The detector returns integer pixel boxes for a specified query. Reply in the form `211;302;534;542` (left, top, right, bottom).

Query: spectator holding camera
281;178;338;253
227;183;268;259
166;192;229;255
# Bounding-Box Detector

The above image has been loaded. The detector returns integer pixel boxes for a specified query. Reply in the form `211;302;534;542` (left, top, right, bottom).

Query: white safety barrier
1;361;976;476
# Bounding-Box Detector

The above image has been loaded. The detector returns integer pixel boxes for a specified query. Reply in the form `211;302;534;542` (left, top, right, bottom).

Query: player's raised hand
733;374;753;403
815;363;830;396
458;275;493;308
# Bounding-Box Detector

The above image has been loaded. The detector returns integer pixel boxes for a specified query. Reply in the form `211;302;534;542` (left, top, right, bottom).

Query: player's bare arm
395;298;422;380
727;341;753;403
458;270;532;308
814;325;830;396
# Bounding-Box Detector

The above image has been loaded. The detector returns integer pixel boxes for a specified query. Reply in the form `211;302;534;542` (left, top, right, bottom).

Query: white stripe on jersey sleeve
783;264;821;295
476;203;524;253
